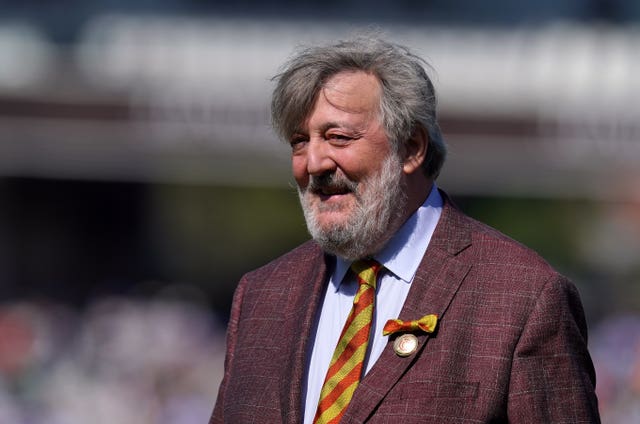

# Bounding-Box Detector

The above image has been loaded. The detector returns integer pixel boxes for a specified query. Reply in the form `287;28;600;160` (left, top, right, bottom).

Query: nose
306;139;336;176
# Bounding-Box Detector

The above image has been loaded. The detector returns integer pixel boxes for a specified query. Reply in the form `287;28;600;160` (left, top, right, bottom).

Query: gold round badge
393;333;418;357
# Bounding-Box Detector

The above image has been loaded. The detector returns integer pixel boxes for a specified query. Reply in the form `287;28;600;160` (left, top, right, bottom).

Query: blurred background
0;0;639;422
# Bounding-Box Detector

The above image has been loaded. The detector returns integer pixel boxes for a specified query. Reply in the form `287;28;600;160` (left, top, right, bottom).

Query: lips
318;186;351;196
309;188;349;205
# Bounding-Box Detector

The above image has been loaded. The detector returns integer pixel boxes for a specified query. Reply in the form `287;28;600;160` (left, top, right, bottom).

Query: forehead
318;70;382;115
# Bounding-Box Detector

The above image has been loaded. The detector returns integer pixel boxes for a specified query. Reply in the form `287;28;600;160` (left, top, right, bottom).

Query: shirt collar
332;184;443;291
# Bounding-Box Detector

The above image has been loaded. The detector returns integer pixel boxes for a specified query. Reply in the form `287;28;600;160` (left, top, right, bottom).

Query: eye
326;133;352;144
290;134;309;152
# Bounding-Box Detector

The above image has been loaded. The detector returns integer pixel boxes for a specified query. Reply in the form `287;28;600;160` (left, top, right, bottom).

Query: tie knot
350;259;382;290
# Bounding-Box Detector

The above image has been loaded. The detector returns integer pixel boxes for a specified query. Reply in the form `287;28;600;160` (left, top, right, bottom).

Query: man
210;36;600;423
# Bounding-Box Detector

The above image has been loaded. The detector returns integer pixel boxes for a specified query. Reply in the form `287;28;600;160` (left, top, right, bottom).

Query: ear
402;126;428;175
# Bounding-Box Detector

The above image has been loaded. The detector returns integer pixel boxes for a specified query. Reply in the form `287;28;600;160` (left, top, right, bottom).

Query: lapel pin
393;333;419;357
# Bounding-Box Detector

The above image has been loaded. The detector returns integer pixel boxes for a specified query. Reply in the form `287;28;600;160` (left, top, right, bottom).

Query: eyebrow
292;119;365;137
292;121;347;136
318;121;361;134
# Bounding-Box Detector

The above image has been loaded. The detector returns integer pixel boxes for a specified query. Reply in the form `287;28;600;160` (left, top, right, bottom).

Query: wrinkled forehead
291;70;383;135
319;70;382;115
281;67;385;139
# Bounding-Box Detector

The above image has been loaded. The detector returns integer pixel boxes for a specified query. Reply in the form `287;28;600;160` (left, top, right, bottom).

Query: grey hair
271;35;447;179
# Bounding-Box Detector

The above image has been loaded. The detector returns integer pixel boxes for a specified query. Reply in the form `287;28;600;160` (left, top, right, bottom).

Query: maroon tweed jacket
211;193;600;423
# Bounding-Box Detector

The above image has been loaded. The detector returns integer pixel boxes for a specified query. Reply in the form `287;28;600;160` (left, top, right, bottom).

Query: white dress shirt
302;185;443;424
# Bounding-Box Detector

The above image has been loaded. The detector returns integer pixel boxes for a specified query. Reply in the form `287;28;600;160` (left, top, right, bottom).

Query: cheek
291;157;308;188
336;157;372;183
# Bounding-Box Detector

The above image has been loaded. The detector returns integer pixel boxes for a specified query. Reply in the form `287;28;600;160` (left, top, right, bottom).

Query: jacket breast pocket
373;380;480;423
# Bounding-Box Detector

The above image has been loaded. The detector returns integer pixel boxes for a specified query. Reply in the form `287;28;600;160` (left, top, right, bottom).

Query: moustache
305;172;359;196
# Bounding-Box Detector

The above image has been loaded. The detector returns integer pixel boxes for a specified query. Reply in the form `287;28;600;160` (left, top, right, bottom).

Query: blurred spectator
0;298;225;424
592;314;640;423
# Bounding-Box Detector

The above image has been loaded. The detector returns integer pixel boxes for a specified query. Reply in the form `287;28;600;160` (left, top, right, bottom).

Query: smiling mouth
318;193;352;204
321;186;350;195
312;185;353;199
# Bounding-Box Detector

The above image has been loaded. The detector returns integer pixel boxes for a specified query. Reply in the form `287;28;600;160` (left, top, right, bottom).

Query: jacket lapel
279;247;332;423
345;195;473;423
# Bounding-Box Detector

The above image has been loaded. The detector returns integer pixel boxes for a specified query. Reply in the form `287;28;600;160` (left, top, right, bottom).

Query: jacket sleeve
209;275;248;424
507;274;600;423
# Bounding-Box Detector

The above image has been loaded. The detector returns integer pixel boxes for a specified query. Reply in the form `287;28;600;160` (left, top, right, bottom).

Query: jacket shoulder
466;213;555;272
436;196;560;291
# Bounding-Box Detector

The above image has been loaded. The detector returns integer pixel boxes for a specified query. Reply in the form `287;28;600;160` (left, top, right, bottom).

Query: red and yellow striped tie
313;259;381;424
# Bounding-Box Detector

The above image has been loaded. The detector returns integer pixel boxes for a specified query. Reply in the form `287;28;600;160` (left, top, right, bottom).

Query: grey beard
298;153;407;260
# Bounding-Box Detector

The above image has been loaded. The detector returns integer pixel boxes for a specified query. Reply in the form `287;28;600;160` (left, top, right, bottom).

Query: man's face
290;70;407;260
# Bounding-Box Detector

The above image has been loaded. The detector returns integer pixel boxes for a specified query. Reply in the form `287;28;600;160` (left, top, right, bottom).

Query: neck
363;175;432;260
400;173;433;226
